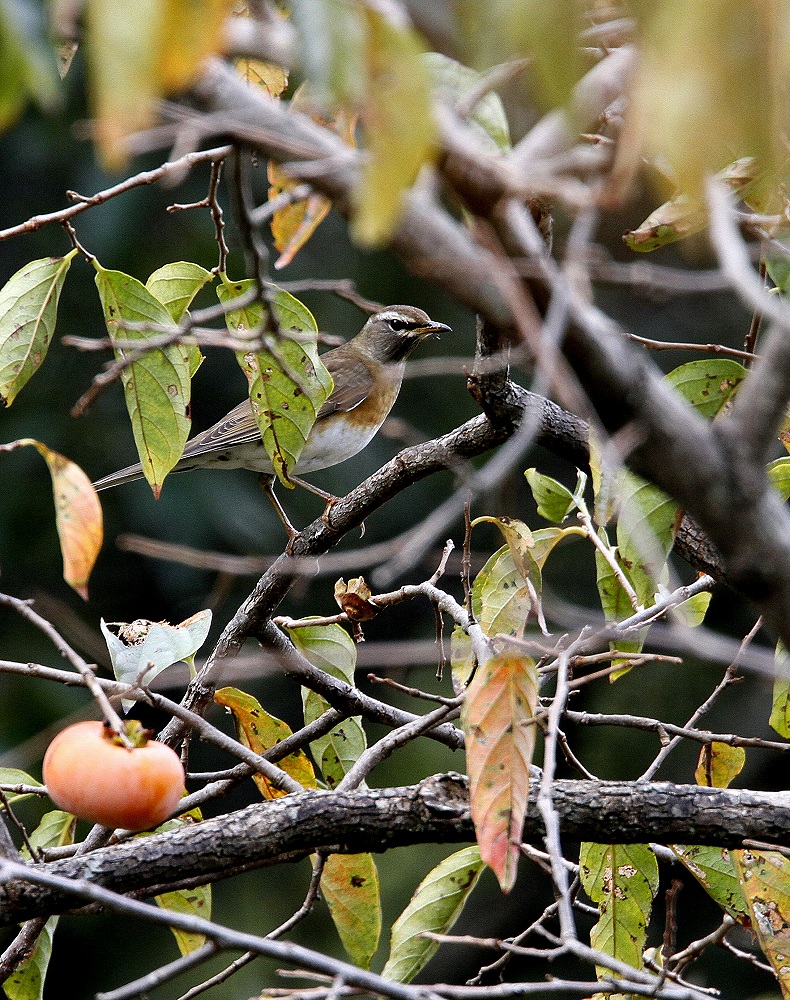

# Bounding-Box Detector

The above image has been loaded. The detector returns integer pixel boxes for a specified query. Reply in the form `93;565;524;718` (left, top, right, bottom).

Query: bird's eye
388;318;407;332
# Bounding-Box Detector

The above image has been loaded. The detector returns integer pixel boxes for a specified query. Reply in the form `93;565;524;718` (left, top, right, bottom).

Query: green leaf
321;853;381;968
0;0;60;132
146;262;213;377
672;845;750;925
472;516;540;585
382;845;484;983
423;53;510;152
352;8;437;245
525;468;576;523
155;884;212;956
146;261;213;322
0;768;42;808
101;611;212;710
4;811;76;1000
288;623;366;789
94;264;193;497
2;916;58;1000
615;471;679;609
214;686;316;796
624;158;756;252
770;641;790;738
23;810;76;858
217;278;333;487
674;590;712;628
473;545;532;641
664;359;746;418
768;457;790;501
0;252;76;406
580;842;658;976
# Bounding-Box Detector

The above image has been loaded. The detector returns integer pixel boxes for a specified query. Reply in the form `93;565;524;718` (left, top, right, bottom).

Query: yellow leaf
268;85;356;267
237;57;288;96
694;742;745;789
733;848;790;999
214;687;316;797
85;0;162;169
352;8;437;246
159;0;233;91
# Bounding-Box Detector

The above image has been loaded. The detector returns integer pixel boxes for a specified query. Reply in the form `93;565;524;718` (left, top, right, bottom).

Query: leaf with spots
461;654;537;892
321;853;381;969
732;847;790;998
580;842;659;977
214;686;316;797
155;884;212;956
94;264;192;498
382;845;484;983
0;439;102;599
672;845;750;925
665;359;746;418
0;251;76;407
217;277;333;487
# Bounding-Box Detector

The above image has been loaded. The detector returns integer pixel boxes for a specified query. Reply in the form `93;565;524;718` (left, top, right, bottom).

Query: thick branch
3;773;790;926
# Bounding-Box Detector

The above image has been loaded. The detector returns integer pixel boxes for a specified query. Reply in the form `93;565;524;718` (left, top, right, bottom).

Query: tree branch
4;773;790;926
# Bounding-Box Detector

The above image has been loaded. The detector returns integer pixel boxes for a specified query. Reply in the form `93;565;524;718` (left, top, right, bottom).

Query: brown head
353;306;451;364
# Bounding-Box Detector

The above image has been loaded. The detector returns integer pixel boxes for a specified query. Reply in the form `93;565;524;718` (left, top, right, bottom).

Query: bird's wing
180;399;262;459
316;350;376;419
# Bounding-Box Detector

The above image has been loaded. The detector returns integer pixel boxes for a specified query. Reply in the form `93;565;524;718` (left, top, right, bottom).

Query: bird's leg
289;475;340;526
259;475;301;548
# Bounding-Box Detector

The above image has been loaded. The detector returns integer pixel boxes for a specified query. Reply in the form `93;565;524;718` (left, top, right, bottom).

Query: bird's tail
93;463;147;491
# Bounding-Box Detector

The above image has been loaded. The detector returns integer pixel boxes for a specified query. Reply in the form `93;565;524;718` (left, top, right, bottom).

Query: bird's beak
423;321;452;340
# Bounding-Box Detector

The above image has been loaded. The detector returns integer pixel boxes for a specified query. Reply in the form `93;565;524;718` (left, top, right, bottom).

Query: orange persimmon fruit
43;720;185;831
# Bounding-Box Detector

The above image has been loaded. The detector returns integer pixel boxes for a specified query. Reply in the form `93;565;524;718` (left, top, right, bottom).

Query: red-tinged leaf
732;848;790;998
0;438;102;598
214;686;316;797
461;654;538;892
321;853;381;968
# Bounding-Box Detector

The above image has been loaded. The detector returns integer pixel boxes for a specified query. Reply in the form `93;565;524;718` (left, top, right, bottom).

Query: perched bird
94;305;450;532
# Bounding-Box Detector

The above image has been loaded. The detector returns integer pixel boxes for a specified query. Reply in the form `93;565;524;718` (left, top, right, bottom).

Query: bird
93;305;451;534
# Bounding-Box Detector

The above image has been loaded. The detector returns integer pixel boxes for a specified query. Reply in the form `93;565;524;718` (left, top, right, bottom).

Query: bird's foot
321;495;340;527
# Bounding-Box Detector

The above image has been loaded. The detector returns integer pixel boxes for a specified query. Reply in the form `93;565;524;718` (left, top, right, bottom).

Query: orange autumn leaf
461;654;538;892
0;438;102;599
